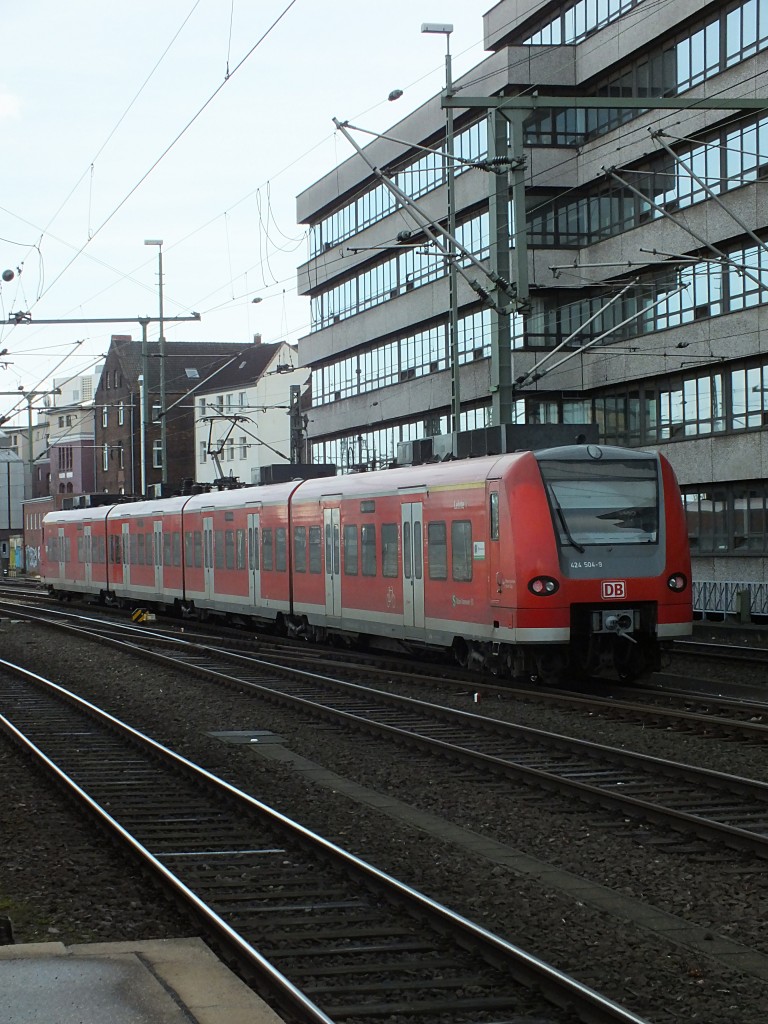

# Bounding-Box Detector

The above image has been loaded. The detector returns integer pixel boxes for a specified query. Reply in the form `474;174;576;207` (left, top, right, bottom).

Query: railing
693;580;768;619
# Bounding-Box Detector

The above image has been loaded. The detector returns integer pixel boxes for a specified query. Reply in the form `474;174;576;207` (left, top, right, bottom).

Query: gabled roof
100;338;272;395
195;342;283;395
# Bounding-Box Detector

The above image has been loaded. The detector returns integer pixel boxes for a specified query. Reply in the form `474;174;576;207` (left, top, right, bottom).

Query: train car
178;482;300;622
287;444;690;680
40;443;691;682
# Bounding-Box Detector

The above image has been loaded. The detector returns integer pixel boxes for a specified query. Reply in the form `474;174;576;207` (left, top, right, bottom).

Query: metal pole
158;247;168;489
444;34;460;434
140;317;149;496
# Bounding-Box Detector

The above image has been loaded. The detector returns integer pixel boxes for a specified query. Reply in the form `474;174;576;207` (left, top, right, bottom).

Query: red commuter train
40;444;692;682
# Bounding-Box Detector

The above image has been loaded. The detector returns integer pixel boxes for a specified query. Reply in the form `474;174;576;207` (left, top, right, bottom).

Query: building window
226;439;234;461
102;406;108;427
152;403;161;424
239;436;247;459
102;444;109;471
152;440;163;468
118;401;124;425
199;442;207;463
239;392;247;407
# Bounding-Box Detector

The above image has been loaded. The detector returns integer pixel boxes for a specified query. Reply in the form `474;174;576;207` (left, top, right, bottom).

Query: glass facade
309;119;488;257
522;0;641;46
526;0;768;144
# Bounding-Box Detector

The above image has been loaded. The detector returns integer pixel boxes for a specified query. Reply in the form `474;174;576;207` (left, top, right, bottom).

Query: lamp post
144;239;167;490
422;22;460;435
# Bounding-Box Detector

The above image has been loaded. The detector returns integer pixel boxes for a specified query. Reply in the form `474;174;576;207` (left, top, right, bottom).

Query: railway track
6;599;768;864
0;657;647;1024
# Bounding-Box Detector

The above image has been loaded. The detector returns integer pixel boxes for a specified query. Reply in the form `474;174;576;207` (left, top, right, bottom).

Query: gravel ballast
1;617;767;1023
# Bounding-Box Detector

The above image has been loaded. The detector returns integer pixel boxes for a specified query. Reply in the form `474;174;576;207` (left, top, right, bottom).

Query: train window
225;511;234;522
138;533;145;565
215;530;225;569
130;534;138;565
451;520;473;582
361;524;376;576
236;529;246;569
309;526;322;573
164;533;173;567
294;526;307;572
360;500;375;513
427;521;447;579
403;522;412;579
185;532;193;566
77;536;84;563
249;527;260;570
490;492;499;541
225;530;235;569
276;528;287;571
381;523;398;577
413;521;423;580
262;528;274;571
204;530;211;569
344;524;359;575
194;531;203;568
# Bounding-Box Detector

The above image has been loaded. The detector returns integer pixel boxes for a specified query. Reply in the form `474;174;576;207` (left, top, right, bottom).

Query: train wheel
452;638;469;669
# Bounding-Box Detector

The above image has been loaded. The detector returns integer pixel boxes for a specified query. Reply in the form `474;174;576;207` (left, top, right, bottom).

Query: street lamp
144;239;167;490
422;23;460;434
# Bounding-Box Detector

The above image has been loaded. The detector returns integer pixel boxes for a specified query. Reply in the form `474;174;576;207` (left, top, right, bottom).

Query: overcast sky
0;1;490;423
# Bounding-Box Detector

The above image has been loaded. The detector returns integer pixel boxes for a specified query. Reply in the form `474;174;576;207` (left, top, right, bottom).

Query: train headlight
528;576;559;596
667;573;687;591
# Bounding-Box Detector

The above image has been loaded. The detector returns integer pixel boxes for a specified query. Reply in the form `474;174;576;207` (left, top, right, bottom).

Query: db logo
601;580;626;600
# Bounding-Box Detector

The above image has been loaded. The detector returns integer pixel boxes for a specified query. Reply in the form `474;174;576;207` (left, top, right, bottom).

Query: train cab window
427;521;447;580
194;531;203;568
276;527;287;571
381;523;398;577
225;530;235;569
294;526;307;572
361;524;376;576
262;528;273;571
451;520;473;582
214;530;225;569
236;529;246;569
309;526;322;573
249;527;260;570
490;492;499;541
343;524;358;575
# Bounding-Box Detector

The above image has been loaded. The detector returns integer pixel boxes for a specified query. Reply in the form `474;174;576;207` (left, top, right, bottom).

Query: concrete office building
296;0;768;616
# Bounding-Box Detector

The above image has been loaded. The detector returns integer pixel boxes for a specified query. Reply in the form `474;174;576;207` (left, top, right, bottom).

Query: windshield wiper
547;485;585;553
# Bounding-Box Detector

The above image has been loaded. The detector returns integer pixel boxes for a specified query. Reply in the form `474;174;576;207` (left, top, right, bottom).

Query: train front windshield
538;457;659;547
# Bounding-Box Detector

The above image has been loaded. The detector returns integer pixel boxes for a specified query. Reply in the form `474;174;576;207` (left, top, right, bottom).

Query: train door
401;502;425;630
488;484;502;608
247;511;261;605
323;507;341;619
57;527;66;581
154;521;163;591
203;515;214;600
122;522;131;586
84;525;92;586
